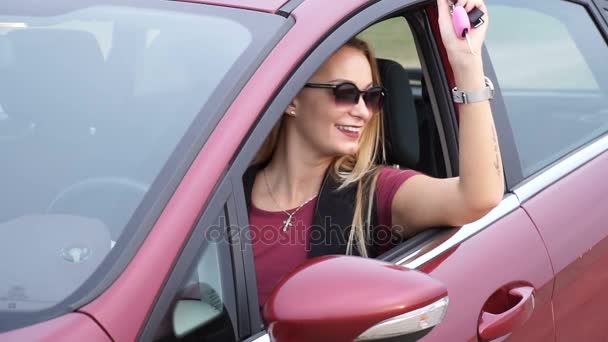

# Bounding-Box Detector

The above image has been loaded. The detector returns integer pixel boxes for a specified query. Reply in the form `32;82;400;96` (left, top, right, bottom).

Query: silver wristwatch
452;76;495;104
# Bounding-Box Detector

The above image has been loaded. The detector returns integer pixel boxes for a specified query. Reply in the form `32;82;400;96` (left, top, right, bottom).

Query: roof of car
182;0;291;13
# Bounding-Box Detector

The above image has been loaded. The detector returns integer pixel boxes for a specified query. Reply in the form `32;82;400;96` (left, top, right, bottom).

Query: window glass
485;1;608;178
155;209;236;342
0;0;283;333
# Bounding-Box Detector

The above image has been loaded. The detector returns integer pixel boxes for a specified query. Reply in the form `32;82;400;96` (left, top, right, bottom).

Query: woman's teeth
336;125;361;133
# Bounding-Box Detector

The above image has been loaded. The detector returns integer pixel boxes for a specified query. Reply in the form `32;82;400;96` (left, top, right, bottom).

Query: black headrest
0;29;106;127
377;58;420;169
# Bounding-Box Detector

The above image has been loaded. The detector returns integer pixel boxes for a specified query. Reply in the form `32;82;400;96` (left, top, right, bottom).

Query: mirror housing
263;256;448;342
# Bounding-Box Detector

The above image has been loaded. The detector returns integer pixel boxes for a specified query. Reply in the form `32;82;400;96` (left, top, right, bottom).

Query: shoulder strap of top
242;164;260;213
309;170;380;258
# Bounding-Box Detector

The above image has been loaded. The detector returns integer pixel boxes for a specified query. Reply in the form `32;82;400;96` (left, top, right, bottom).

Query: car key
451;5;476;55
468;7;485;28
448;1;486;27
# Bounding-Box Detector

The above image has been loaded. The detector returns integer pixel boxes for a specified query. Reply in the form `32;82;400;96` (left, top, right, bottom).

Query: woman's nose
350;95;371;120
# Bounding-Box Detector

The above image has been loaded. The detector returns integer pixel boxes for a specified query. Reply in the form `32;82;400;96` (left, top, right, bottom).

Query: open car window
359;15;446;178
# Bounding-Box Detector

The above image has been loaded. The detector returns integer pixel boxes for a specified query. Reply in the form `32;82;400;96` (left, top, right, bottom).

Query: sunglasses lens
330;83;385;111
363;88;385;112
334;83;359;106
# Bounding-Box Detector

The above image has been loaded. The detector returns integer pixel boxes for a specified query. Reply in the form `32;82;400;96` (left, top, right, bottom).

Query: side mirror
263;256;448;342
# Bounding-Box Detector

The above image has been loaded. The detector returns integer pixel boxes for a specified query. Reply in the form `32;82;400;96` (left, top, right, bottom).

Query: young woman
244;0;503;306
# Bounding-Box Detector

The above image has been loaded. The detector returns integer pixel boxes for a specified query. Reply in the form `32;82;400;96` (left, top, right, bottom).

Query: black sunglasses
304;81;386;112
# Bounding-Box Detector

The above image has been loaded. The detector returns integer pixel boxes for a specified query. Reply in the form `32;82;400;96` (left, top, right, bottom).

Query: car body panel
418;208;555;341
78;0;369;341
0;313;111;342
522;150;608;341
177;0;289;13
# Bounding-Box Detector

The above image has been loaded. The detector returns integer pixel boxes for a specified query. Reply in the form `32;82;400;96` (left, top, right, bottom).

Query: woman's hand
437;0;489;69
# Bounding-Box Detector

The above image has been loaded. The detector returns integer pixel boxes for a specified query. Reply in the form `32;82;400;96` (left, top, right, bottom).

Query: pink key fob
452;5;470;39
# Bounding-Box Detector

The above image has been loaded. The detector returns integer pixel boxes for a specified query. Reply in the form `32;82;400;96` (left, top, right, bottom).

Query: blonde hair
255;37;386;257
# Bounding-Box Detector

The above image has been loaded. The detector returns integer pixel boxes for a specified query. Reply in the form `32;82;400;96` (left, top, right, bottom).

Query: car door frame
225;0;529;339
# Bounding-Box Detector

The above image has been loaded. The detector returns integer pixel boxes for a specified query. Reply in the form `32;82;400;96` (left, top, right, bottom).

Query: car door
484;0;608;340
383;3;556;340
224;0;555;341
389;205;555;342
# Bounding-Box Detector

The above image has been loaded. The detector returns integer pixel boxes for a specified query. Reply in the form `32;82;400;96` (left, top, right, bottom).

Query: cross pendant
282;215;293;232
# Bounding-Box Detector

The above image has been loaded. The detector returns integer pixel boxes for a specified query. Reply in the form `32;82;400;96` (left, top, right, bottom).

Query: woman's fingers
437;0;450;19
464;0;487;16
456;0;487;18
436;0;488;55
465;2;475;12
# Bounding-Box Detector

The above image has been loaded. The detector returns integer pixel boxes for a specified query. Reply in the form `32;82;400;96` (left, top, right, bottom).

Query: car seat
376;58;420;170
375;58;451;258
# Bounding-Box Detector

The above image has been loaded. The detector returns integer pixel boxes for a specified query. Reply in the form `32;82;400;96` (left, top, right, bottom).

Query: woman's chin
332;143;360;156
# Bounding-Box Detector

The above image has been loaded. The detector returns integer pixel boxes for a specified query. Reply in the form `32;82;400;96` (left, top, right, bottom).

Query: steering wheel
46;177;150;240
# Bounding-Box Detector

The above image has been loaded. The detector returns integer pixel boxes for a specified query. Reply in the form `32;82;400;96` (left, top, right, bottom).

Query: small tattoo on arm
491;123;501;175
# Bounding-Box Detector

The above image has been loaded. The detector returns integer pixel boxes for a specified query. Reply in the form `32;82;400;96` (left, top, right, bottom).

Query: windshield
0;0;284;330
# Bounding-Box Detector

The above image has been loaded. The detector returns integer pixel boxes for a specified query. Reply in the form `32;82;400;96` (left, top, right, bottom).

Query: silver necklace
263;169;317;232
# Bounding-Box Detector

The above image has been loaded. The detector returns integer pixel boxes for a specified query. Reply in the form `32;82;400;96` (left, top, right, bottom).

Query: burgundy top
249;167;418;306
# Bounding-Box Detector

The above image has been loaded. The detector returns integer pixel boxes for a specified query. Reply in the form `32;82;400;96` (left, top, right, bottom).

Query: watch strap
452;76;495;104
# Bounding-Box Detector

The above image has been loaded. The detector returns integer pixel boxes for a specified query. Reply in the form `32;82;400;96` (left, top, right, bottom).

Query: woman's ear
285;98;299;117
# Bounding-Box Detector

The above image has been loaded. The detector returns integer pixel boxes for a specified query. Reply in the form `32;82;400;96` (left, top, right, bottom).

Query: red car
1;0;608;341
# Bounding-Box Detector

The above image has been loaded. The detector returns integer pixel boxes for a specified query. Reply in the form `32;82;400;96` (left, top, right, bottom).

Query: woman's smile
335;124;362;139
